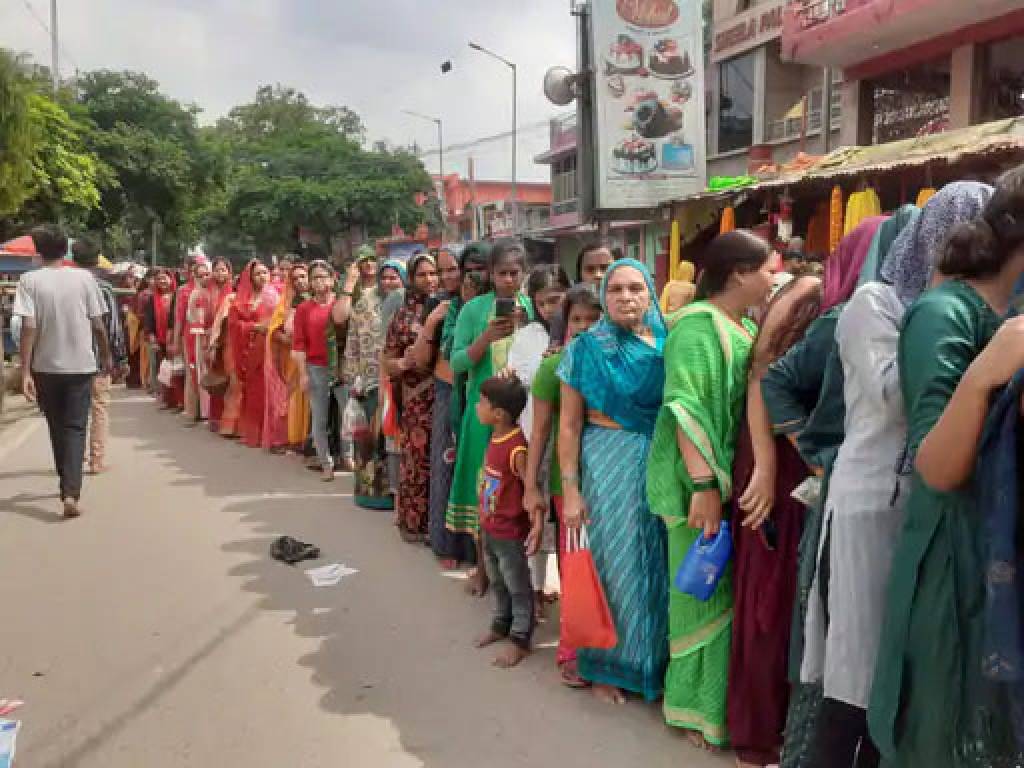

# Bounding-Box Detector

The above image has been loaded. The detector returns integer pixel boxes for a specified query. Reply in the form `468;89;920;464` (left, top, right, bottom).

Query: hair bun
939;219;1000;279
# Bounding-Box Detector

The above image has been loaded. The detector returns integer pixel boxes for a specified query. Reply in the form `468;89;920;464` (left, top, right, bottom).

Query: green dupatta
648;301;755;519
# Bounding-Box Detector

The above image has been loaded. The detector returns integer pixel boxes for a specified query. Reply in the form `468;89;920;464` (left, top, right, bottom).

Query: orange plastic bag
560;526;618;650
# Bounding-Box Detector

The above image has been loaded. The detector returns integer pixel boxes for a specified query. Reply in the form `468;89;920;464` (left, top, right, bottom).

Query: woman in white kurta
801;281;908;705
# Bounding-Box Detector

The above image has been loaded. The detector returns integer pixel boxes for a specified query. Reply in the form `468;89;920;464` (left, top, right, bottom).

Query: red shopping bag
380;376;400;439
560;525;618;650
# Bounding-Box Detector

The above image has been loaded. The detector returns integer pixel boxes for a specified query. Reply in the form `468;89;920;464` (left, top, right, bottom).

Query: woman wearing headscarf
448;241;531;594
144;269;175;408
182;259;214;424
865;177;1024;768
647;231;776;749
229;260;280;448
203;258;235;434
558;258;669;706
383;252;439;541
343;258;406;507
263;263;310;452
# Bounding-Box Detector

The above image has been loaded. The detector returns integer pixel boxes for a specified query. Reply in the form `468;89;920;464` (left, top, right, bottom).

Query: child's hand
525;524;543;557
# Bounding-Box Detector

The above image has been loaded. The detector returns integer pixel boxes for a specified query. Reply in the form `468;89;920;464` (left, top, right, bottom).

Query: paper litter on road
0;702;22;718
305;563;359;587
0;719;20;768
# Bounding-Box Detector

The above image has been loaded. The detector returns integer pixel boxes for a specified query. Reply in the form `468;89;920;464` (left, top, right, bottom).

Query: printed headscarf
880;181;994;306
857;205;920;288
821;215;887;312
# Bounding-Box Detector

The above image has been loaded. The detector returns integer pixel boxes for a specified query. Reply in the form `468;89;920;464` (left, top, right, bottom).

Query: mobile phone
495;297;516;318
423;293;444;318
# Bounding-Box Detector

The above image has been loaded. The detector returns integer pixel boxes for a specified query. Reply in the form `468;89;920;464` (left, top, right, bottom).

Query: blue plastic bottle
674;521;733;602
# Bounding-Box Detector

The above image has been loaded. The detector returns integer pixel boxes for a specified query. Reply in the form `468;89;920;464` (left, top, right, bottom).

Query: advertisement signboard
590;0;707;210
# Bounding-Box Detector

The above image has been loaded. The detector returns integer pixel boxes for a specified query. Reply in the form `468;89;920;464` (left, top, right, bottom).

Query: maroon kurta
727;424;808;766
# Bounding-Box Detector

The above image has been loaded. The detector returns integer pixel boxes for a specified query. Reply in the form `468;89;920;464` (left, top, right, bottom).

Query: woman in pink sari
229;260;280;448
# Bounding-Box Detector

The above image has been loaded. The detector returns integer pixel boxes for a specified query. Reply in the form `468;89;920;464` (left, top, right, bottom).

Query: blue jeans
482;532;535;649
307;365;346;469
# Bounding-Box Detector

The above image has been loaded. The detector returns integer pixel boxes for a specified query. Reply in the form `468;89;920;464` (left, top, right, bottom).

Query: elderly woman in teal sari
557;258;669;705
647;231;776;751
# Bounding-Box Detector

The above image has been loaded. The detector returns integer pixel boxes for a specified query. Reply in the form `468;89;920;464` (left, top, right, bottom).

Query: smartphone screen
495;298;516;317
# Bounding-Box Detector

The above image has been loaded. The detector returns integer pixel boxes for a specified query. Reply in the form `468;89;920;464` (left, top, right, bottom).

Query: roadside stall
663;117;1024;280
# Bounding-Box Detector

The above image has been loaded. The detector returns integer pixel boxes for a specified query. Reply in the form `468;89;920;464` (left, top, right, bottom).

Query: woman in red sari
203;258;235;433
145;269;176;408
383;252;439;541
229;260;280;448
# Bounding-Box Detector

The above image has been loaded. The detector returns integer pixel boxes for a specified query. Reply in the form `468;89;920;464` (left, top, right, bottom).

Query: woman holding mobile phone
447;240;533;596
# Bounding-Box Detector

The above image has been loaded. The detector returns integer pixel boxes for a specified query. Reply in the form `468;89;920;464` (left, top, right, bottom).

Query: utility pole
50;0;59;92
469;42;518;233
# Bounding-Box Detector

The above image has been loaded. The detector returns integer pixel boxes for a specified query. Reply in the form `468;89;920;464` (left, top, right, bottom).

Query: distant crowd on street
17;162;1024;768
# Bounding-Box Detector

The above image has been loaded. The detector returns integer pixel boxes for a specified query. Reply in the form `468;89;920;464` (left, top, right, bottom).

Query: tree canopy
0;55;433;265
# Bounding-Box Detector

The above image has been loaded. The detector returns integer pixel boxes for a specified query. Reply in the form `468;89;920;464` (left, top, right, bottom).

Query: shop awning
668;117;1024;209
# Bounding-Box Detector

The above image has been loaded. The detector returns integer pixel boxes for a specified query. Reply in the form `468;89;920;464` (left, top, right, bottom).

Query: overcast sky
2;0;579;182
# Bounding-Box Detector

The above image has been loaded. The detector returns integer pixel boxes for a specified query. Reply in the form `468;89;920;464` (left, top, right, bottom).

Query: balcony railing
789;0;855;29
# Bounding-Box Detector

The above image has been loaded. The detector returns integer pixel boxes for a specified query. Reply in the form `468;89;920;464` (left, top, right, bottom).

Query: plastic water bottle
674;521;733;602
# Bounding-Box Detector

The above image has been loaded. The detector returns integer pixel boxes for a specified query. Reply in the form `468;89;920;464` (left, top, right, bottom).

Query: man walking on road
72;237;127;474
14;226;113;518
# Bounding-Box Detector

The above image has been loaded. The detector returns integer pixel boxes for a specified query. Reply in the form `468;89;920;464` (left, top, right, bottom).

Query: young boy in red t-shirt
474;375;542;668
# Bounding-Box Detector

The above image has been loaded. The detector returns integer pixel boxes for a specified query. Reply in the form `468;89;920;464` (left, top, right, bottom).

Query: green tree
205;86;430;258
75;70;223;262
20;92;109;229
0;50;37;215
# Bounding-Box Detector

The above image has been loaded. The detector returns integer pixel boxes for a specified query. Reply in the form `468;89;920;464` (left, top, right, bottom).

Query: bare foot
592;684;626;704
465;567;489;597
475;630;504;648
439;558;458;571
534;591;547;622
735;759;762;768
686;730;718;752
493;644;529;668
321;467;335;482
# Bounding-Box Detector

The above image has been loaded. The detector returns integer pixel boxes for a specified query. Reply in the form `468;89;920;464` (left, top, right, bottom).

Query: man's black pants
33;372;94;501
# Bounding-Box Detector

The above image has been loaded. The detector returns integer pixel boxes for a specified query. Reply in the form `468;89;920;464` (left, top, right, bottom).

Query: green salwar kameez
446;292;532;535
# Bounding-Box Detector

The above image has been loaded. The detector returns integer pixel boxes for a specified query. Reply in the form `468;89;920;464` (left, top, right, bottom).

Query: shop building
782;0;1024;146
708;0;842;178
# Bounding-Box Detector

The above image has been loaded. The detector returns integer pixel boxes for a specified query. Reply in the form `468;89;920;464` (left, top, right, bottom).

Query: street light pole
50;0;59;92
403;109;446;235
469;42;517;233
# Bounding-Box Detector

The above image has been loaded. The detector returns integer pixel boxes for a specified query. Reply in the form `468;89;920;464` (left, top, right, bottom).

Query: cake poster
591;0;707;210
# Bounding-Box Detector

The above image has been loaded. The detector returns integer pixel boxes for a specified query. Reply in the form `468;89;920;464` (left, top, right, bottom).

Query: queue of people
84;163;1024;768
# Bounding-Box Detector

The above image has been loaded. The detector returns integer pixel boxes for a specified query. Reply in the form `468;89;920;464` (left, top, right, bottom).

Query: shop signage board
711;1;785;63
591;0;707;210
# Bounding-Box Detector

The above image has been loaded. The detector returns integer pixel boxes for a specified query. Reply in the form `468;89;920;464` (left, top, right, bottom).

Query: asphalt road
0;389;727;768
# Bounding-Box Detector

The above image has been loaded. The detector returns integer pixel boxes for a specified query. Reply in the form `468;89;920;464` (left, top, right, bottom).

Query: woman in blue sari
557;258;669;704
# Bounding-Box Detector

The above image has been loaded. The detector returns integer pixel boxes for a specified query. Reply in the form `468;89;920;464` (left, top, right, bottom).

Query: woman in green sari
447;241;532;595
647;230;777;750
